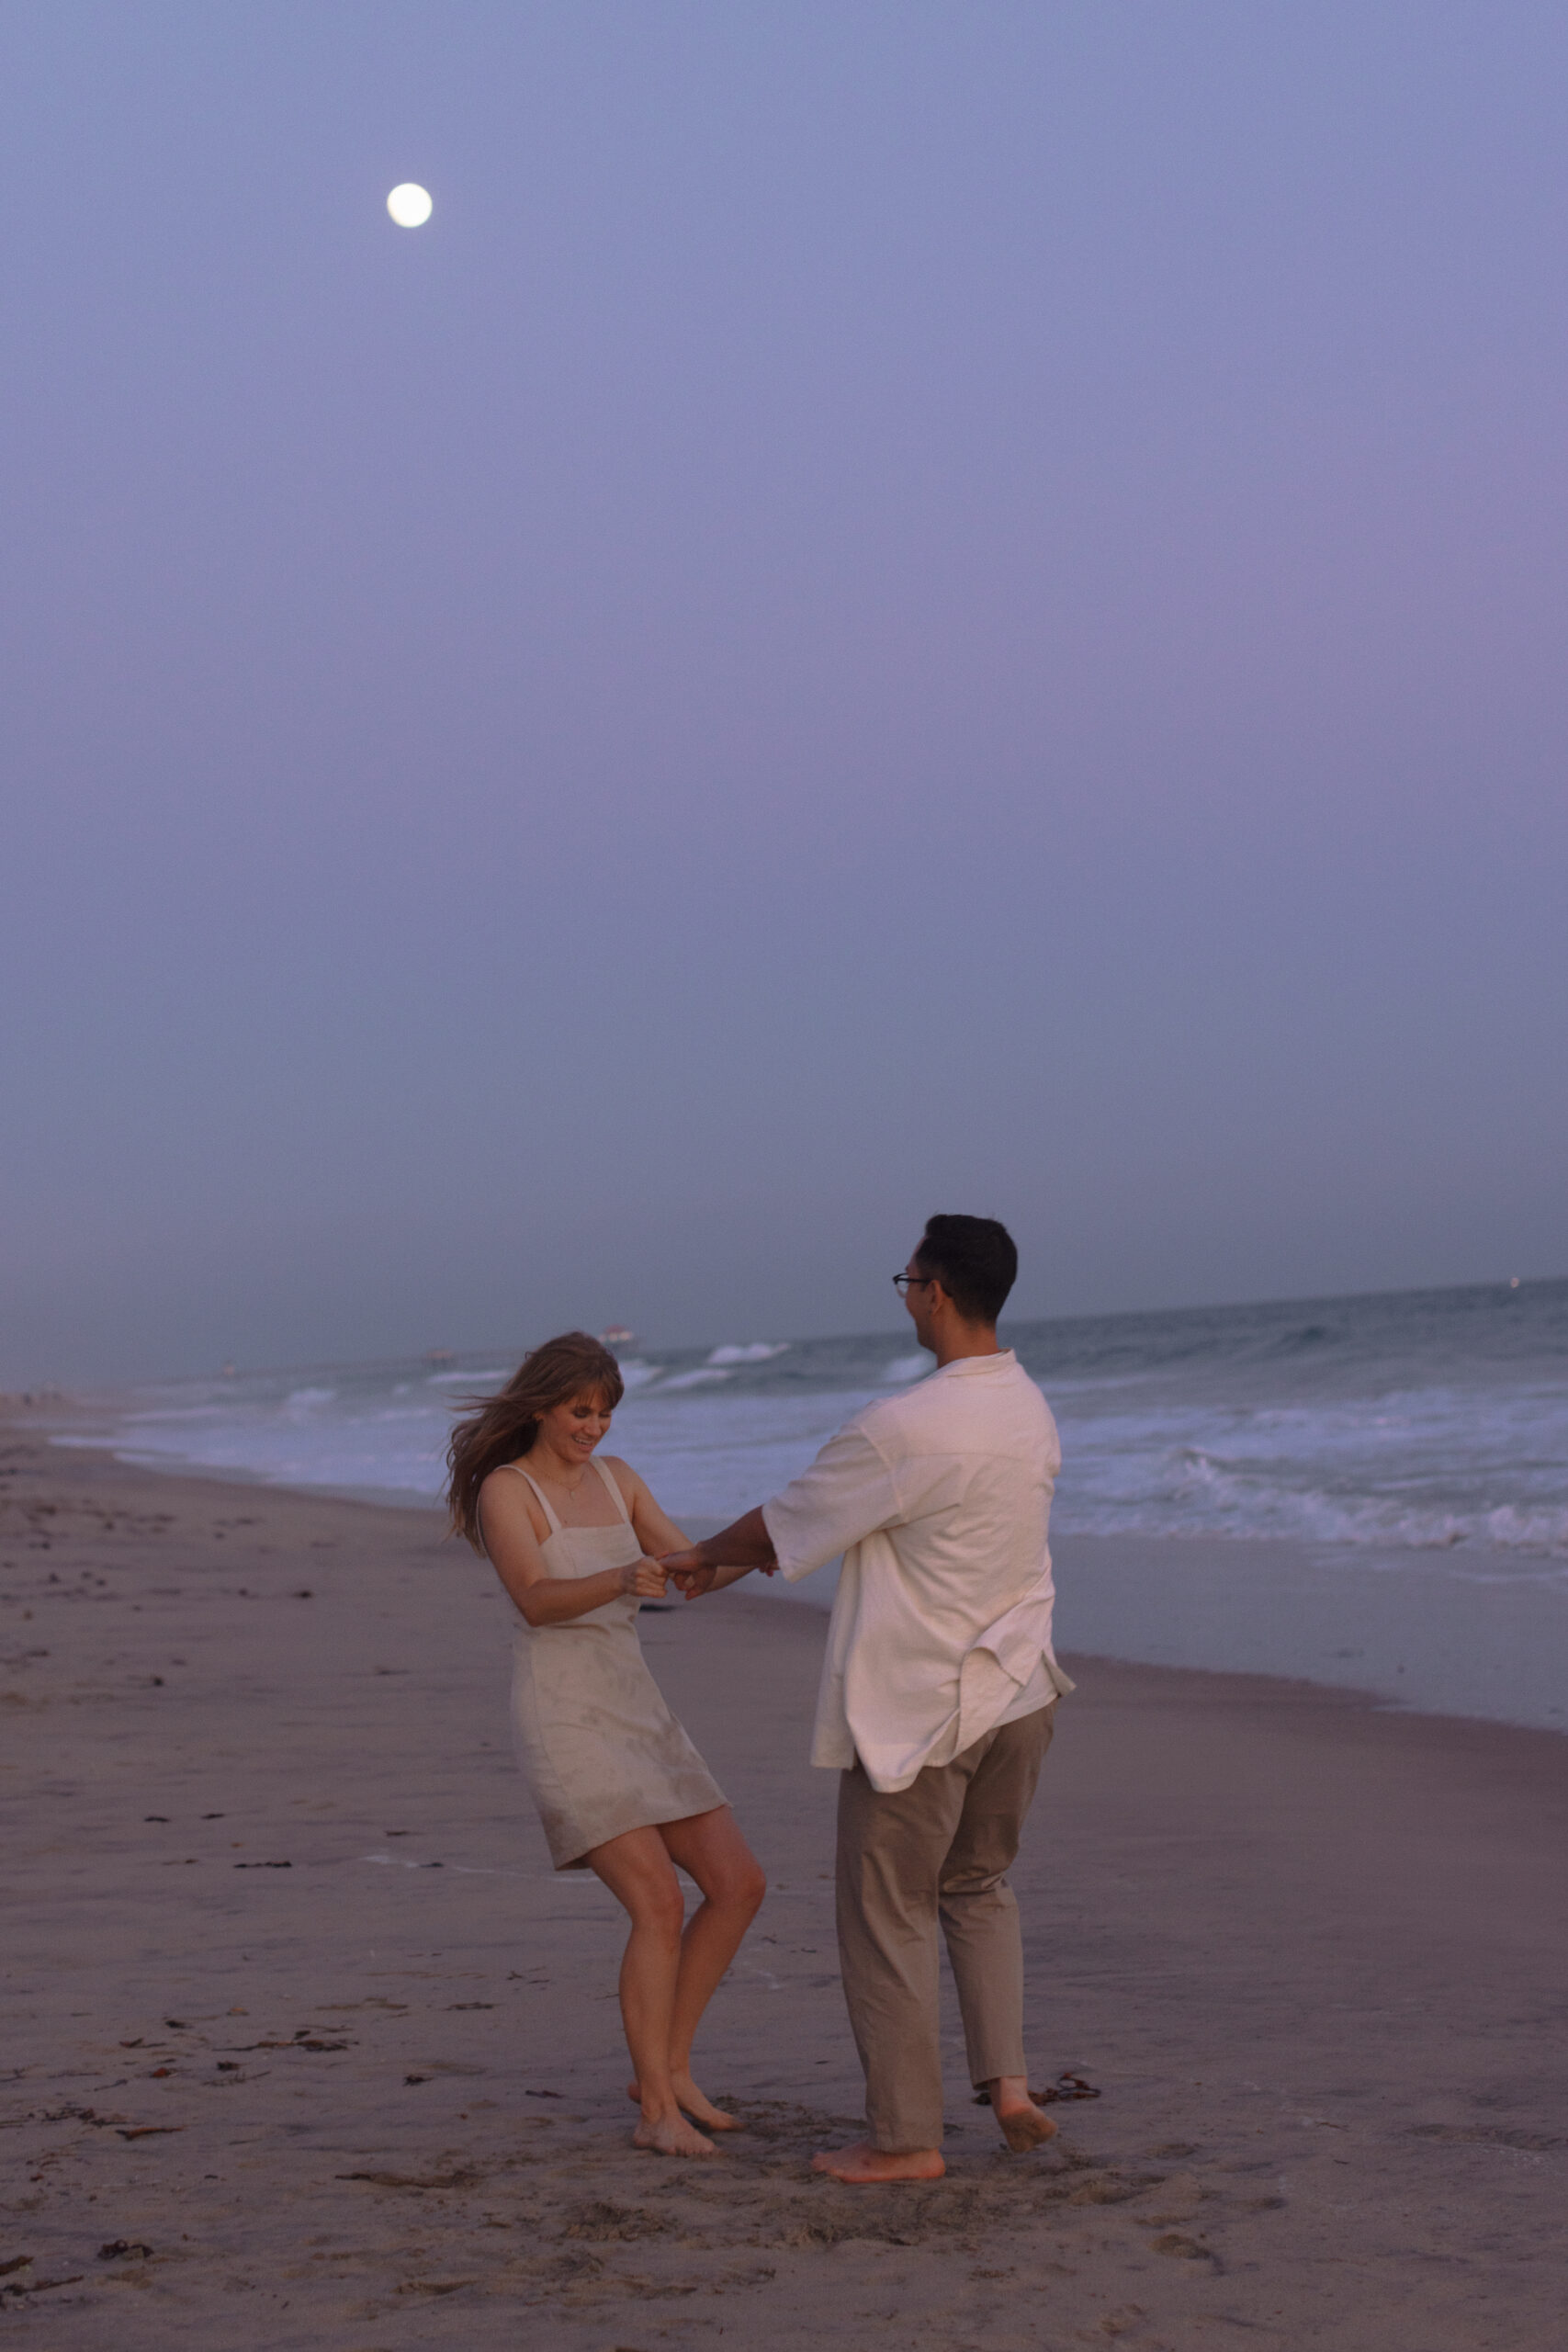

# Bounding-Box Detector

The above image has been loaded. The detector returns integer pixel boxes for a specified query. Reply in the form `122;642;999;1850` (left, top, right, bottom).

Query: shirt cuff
761;1498;825;1583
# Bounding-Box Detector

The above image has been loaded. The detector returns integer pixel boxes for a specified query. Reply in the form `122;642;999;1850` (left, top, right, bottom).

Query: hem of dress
549;1790;730;1872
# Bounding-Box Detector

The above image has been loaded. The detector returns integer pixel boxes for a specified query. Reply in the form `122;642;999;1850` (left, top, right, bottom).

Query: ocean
51;1278;1568;1730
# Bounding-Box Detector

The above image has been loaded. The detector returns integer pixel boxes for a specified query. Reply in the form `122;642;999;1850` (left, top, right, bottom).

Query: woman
447;1331;764;2159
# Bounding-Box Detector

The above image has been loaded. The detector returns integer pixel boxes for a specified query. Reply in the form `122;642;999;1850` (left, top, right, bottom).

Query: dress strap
502;1462;563;1536
591;1454;634;1528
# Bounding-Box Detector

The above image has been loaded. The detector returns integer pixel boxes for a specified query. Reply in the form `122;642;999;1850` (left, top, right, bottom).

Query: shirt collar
933;1349;1016;1378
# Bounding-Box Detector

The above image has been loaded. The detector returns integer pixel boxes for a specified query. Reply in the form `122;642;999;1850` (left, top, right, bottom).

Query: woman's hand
619;1555;670;1601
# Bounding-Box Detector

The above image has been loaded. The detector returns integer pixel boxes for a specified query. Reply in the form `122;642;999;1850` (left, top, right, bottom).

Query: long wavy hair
446;1331;626;1551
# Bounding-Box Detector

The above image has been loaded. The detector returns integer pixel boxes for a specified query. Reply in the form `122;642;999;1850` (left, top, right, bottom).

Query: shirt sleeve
761;1426;902;1582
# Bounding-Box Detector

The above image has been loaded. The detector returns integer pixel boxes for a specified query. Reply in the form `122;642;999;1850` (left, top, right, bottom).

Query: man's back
765;1349;1066;1792
852;1351;1060;1629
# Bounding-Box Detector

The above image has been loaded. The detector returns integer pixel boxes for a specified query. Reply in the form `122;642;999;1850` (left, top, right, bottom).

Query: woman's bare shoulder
599;1453;642;1498
479;1460;547;1535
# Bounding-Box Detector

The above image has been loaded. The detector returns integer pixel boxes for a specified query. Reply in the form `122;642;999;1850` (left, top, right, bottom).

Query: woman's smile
535;1392;615;1473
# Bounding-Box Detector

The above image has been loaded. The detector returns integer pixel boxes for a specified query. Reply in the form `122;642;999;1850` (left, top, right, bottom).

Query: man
662;1214;1071;2184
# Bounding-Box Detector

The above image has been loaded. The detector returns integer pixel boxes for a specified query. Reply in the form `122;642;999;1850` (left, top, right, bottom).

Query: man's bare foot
987;2075;1059;2153
627;2075;742;2132
810;2140;944;2184
632;2110;716;2158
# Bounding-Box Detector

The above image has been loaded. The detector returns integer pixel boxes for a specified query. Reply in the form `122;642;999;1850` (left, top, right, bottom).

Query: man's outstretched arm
663;1506;777;1598
668;1424;897;1597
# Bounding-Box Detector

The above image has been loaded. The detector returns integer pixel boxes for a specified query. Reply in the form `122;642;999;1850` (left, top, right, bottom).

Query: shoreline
26;1408;1567;1739
5;1418;1566;2346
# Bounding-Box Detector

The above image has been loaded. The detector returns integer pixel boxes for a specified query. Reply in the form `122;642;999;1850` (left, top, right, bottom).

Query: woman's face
535;1389;614;1467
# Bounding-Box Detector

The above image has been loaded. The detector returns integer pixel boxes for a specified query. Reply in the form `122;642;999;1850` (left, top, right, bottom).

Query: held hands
660;1549;777;1599
660;1507;778;1599
660;1546;716;1600
619;1555;671;1601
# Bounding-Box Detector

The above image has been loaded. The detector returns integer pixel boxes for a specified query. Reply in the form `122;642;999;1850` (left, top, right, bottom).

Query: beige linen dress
502;1454;726;1870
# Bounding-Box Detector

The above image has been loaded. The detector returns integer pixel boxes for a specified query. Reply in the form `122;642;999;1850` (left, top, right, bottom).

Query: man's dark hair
913;1214;1018;1325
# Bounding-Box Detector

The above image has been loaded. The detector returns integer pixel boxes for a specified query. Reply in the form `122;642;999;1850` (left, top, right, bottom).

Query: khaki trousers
835;1703;1055;2152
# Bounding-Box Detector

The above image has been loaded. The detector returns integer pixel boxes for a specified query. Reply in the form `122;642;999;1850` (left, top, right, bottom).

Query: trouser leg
835;1757;966;2151
939;1705;1055;2089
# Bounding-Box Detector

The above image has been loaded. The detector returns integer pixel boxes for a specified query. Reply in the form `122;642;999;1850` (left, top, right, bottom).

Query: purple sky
4;2;1566;1381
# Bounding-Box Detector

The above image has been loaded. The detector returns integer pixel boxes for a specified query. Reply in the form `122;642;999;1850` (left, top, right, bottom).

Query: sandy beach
4;1412;1565;2349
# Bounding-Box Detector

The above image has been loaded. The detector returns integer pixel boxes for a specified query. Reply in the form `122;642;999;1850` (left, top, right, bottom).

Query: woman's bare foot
810;2140;944;2184
626;2075;742;2132
987;2075;1059;2153
632;2109;716;2158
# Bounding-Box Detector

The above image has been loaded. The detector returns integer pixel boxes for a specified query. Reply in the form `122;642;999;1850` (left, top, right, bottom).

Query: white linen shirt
761;1351;1073;1793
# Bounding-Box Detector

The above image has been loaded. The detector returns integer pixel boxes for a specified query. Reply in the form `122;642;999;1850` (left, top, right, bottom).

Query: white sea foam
284;1386;337;1414
1045;1376;1568;1557
49;1283;1568;1576
49;1281;1566;1735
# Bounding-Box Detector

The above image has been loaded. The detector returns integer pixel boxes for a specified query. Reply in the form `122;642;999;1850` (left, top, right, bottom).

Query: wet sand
4;1414;1566;2349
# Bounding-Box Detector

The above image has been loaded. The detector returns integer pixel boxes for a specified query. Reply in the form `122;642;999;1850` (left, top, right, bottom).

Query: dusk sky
4;3;1566;1383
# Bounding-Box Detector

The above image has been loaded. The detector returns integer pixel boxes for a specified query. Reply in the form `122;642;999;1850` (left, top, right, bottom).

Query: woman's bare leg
587;1827;715;2157
626;1807;765;2130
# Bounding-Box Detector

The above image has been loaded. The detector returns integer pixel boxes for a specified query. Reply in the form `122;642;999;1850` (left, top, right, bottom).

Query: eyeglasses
891;1272;936;1295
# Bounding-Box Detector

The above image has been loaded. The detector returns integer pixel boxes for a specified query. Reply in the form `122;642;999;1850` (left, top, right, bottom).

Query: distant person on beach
663;1215;1070;2184
447;1331;765;2160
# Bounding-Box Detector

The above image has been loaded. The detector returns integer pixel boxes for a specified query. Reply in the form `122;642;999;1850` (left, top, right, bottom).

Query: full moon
387;183;433;228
